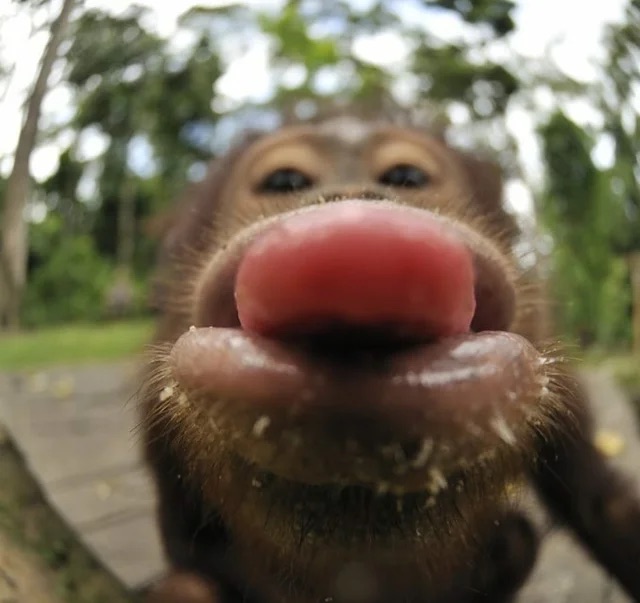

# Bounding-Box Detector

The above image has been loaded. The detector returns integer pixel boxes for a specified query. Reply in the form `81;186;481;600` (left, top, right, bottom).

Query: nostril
195;254;243;330
471;254;516;333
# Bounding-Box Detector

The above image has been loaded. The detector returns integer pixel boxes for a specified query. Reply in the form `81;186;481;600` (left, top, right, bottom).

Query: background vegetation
0;0;638;362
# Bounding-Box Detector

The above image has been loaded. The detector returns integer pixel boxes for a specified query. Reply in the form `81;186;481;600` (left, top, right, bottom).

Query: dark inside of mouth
277;321;442;360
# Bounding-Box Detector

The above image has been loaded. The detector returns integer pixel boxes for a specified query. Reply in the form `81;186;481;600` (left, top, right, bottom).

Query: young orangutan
140;115;640;603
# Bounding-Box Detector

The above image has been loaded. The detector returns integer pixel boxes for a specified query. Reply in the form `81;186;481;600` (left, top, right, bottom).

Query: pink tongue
235;201;476;340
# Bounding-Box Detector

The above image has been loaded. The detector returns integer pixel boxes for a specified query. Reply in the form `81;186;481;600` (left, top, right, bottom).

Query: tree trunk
0;0;76;331
117;177;136;273
629;251;640;355
105;177;137;317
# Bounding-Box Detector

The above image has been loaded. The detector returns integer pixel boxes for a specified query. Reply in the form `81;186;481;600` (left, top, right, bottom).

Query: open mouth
169;199;547;492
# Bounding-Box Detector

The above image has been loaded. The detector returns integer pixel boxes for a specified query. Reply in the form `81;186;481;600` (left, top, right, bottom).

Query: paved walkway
0;361;164;590
0;361;638;601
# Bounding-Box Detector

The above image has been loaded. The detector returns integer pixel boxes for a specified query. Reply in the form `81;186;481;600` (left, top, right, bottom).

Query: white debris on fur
159;385;174;402
490;415;517;445
375;481;390;494
427;468;447;494
252;415;271;437
537;373;551;397
410;438;434;468
424;496;436;509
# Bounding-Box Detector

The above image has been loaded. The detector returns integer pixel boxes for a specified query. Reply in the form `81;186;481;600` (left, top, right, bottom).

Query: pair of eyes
258;164;430;194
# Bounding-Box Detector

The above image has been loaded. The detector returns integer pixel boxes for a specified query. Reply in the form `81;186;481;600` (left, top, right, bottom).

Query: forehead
246;117;442;156
314;116;381;145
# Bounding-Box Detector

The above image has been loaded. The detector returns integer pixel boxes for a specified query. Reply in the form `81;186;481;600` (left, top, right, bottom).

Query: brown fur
139;116;640;603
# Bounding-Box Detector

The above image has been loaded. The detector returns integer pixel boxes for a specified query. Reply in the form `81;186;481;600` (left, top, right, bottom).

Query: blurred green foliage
23;214;112;326
537;0;639;346
3;0;638;350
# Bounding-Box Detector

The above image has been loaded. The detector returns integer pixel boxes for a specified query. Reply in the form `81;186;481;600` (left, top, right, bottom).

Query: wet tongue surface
234;200;476;342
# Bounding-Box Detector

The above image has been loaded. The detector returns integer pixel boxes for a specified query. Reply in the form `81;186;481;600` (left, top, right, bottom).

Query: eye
378;164;430;188
258;168;314;194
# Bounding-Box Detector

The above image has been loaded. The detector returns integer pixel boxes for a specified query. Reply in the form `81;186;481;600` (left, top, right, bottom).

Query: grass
0;319;154;371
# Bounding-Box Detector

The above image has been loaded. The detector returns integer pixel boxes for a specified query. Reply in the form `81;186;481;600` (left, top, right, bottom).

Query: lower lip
170;327;543;433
